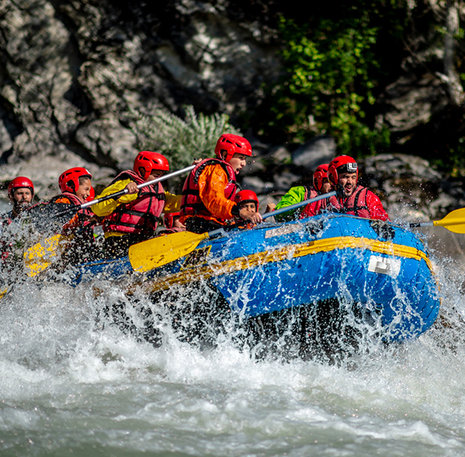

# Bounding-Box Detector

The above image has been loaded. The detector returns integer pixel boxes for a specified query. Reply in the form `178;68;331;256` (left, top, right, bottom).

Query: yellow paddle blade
23;234;66;277
0;287;8;300
129;231;209;272
433;208;465;234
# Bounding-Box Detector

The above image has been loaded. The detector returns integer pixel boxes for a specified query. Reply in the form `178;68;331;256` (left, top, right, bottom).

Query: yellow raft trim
142;235;433;295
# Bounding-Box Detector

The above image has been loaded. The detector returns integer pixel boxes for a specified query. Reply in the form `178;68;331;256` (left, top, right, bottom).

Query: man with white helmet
311;155;389;221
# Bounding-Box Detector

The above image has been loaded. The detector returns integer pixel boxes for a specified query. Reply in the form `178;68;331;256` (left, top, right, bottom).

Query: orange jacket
180;163;237;225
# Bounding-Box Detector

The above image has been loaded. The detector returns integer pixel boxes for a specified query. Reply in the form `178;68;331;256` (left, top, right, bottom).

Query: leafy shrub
130;105;240;170
262;8;400;155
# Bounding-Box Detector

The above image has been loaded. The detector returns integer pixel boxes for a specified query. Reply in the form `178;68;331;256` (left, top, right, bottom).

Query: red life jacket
50;192;93;217
303;185;318;201
180;158;237;221
327;185;372;218
48;192;98;241
103;170;165;236
299;187;329;219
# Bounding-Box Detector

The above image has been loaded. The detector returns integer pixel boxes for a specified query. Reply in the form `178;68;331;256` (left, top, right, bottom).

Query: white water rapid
1;207;465;456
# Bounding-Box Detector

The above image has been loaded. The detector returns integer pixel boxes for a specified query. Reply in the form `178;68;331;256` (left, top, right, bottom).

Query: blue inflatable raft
72;214;441;348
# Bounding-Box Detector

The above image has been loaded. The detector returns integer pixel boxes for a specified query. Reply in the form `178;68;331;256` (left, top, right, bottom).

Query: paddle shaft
200;191;337;241
409;222;434;228
53;165;195;217
262;191;336;220
408;207;465;234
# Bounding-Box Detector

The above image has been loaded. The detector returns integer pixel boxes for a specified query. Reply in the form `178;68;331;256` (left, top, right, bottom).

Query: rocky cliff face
0;0;282;194
0;0;463;219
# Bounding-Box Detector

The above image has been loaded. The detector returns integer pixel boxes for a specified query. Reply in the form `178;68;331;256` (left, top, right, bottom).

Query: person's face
76;178;92;201
228;153;248;174
11;188;33;207
239;202;257;214
338;172;357;197
148;169;164;181
321;178;332;194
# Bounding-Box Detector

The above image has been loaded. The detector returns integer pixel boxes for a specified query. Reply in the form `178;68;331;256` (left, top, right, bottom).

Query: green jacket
275;185;312;221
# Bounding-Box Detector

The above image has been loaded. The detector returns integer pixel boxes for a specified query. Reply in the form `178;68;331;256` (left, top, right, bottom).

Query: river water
1;205;465;456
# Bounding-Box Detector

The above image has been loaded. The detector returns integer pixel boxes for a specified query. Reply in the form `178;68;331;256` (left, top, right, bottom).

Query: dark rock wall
0;0;463;219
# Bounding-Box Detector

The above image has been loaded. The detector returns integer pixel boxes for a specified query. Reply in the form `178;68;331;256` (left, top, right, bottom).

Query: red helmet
313;164;329;192
235;189;259;211
328;156;358;186
134;151;169;180
215;134;252;163
8;176;34;198
59;167;92;194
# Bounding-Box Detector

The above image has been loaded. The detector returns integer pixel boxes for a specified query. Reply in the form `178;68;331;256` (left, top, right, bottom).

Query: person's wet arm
91;179;138;217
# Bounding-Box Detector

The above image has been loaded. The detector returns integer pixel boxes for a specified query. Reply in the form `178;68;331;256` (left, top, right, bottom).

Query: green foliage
265;9;396;154
431;137;465;178
130;105;240;170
